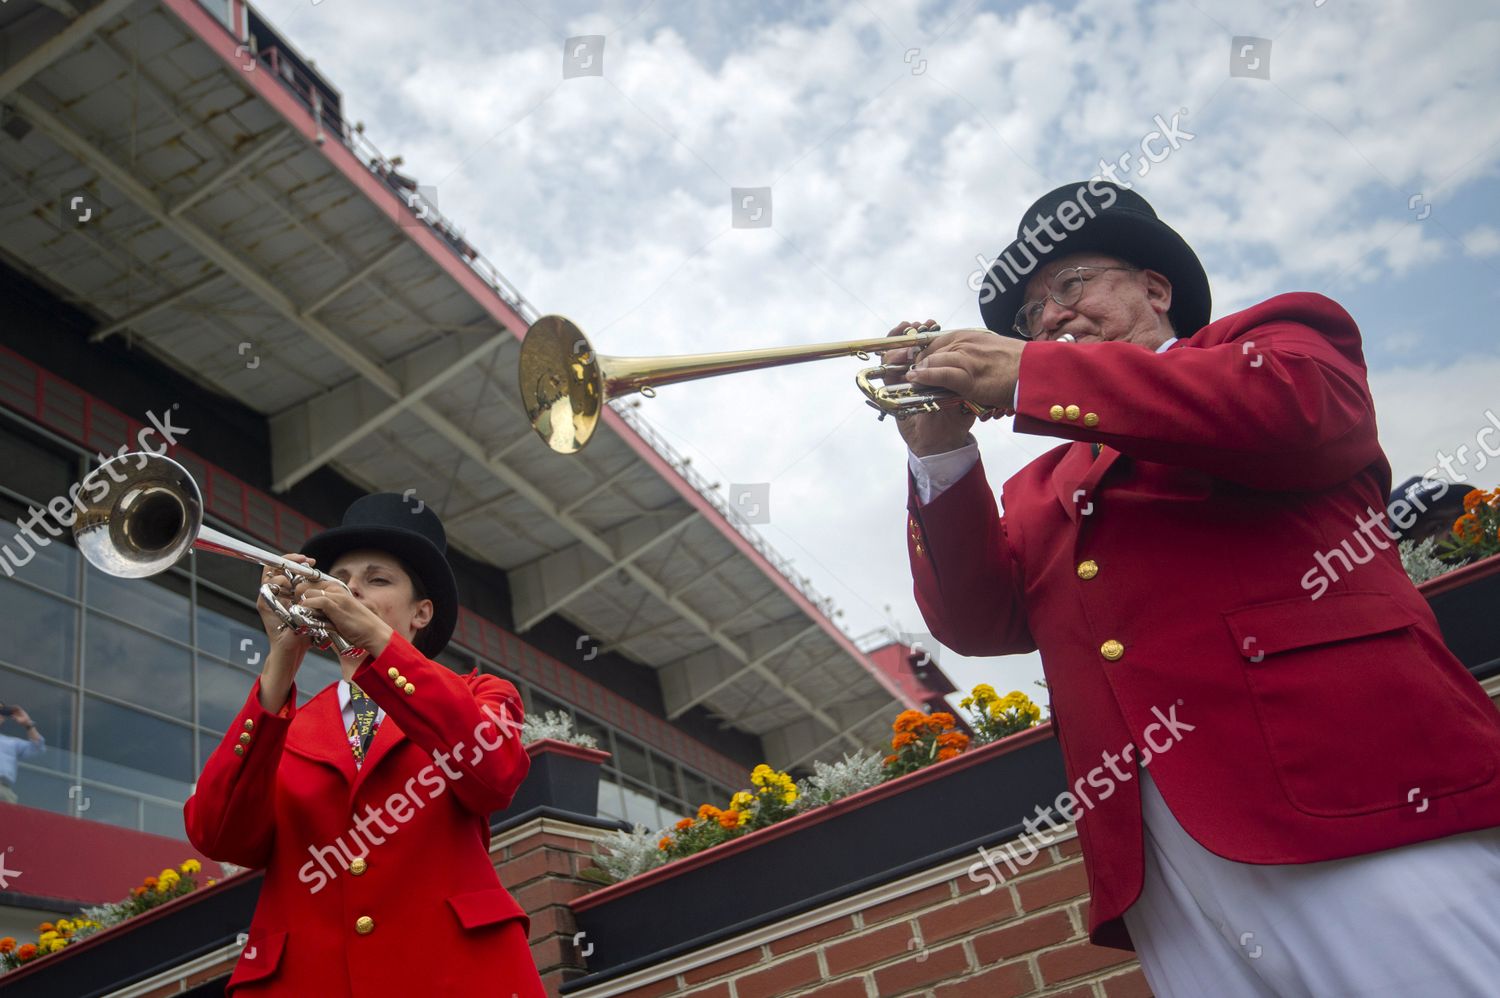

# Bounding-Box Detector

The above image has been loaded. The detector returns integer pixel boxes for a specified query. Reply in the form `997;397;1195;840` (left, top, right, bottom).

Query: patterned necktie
347;682;379;765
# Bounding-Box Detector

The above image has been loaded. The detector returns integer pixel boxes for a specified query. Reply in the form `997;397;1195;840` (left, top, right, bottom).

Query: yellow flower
730;791;756;811
39;931;59;945
180;859;202;875
959;696;974;710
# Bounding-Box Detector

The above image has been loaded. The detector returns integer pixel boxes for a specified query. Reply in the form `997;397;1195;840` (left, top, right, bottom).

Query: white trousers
1121;767;1500;997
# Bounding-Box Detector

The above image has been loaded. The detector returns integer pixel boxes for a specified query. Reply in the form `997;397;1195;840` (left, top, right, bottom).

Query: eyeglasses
1012;266;1141;338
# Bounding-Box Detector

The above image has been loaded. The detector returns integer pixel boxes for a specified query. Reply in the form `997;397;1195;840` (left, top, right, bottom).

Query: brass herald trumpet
73;451;363;656
518;315;999;454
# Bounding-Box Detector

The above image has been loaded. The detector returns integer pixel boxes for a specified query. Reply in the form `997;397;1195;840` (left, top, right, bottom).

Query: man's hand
903;328;1026;412
295;583;395;661
883;320;978;457
10;707;34;730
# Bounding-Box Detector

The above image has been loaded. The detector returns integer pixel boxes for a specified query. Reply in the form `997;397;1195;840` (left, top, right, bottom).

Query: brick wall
563;828;1149;998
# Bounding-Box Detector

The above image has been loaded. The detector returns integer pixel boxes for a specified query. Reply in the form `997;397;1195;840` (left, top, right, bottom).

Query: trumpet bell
518;315;603;455
74;453;203;578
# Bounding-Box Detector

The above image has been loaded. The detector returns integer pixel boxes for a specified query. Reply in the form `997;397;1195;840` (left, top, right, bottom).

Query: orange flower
937;731;969;750
937;747;961;761
1463;489;1485;513
891;731;917;749
925;712;955;732
697;804;722;821
132;886;147;897
675;817;693;831
658;837;672;851
16;943;38;962
1454;513;1481;541
0;936;15;954
883;753;898;766
142;876;157;888
893;709;928;733
717;809;742;829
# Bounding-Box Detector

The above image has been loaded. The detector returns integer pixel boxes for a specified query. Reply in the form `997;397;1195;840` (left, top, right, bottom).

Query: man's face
1019;252;1173;348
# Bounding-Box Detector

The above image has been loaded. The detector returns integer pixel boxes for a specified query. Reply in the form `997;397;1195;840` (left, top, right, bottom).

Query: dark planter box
490;739;611;827
1419;553;1500;681
561;727;1067;988
0;872;260;997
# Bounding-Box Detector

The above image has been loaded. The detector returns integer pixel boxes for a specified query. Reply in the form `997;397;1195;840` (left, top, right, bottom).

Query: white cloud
251;0;1500;720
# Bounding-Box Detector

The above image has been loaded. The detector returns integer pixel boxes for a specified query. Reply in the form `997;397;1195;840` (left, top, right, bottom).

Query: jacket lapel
284;684;357;785
351;712;408;797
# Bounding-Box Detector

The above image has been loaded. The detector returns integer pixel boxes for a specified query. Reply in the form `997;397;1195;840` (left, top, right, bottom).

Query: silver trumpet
73;451;362;657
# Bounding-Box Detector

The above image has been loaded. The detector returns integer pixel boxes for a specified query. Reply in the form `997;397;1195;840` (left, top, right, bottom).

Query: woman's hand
255;554;315;713
295;582;395;662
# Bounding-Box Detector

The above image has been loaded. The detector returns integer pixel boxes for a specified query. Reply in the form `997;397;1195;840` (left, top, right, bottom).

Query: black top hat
301;494;458;658
977;181;1211;341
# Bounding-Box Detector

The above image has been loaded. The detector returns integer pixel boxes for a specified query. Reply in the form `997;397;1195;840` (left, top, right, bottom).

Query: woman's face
329;549;433;651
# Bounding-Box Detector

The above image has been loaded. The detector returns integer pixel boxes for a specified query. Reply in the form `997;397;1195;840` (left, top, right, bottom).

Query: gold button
355;915;374;935
388;667;400;679
1100;639;1124;661
239;732;252;745
404;683;415;695
1083;412;1099;427
395;675;406;687
233;745;245;757
350;858;368;876
243;719;254;731
1077;560;1099;580
1064;404;1081;421
1049;404;1065;421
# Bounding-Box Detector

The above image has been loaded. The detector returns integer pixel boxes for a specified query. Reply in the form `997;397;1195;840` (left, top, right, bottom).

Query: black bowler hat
301;494;458;657
977;181;1211;341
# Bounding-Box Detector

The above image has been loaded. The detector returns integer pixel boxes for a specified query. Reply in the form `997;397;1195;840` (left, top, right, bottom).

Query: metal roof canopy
0;0;916;771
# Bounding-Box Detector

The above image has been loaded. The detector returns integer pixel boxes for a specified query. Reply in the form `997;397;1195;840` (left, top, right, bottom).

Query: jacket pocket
447;885;530;936
1224;590;1495;816
225;930;286;993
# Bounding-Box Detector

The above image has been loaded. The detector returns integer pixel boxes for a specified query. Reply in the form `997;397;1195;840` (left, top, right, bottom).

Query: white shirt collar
1156;336;1178;353
338;678;386;724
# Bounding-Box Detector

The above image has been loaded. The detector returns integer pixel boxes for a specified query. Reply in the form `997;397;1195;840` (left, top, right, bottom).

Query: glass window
197;589;268;671
571;712;610;753
85;565;191;643
650;751;680;799
199;731;219;773
621;779;662;829
191;547;261;601
81;696;195;790
197;656;256;733
682;770;711;808
0;430;77;518
597;777;625;822
0;496;78;597
0;577;78;681
614;735;651;784
0;664;74;776
84;615;192;721
296;652;342;704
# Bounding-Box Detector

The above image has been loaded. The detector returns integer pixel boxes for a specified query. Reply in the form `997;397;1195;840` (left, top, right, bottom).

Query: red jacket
185;632;546;995
907;293;1500;949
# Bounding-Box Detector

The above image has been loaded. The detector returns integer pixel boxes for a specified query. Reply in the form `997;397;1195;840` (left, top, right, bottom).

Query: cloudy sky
253;0;1500;711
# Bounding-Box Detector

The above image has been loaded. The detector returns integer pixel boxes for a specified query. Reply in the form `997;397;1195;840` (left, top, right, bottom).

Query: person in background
0;703;45;805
